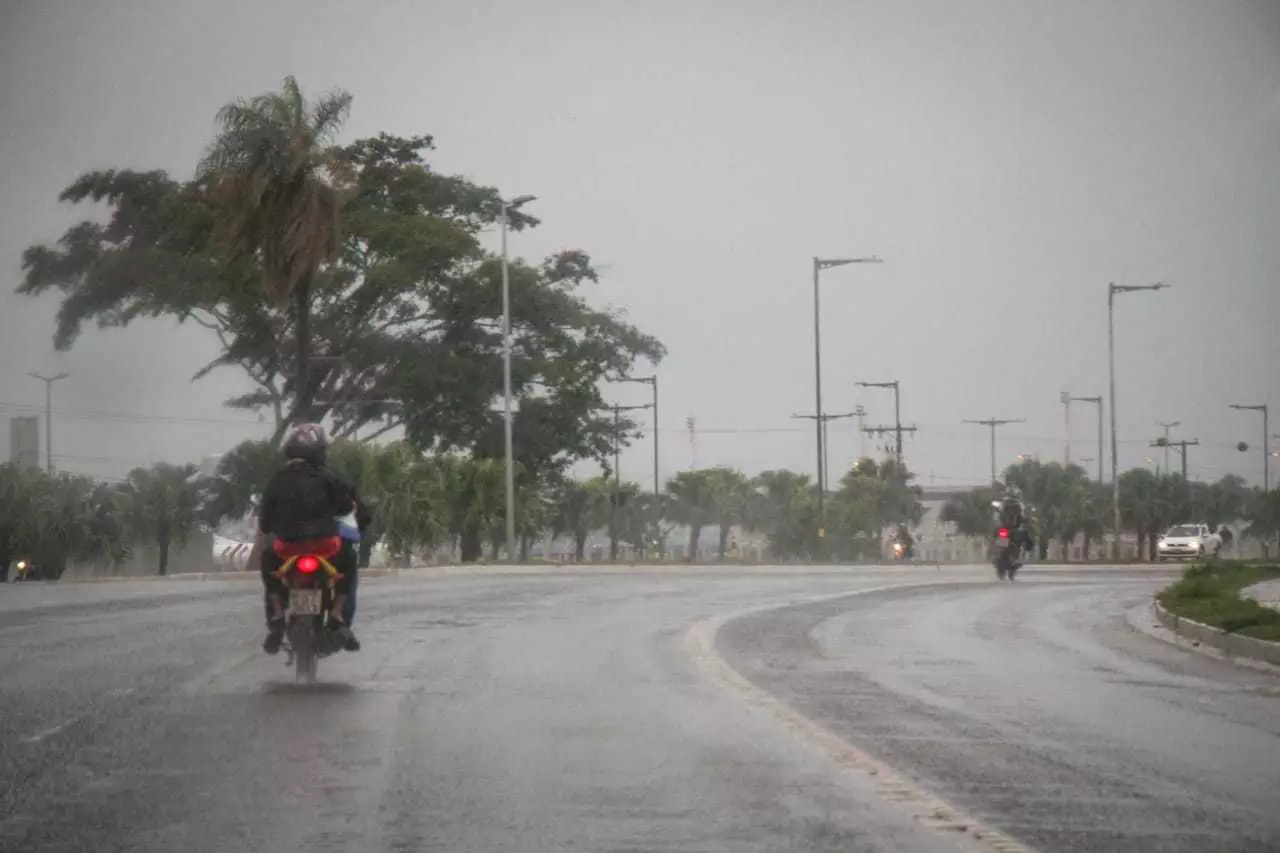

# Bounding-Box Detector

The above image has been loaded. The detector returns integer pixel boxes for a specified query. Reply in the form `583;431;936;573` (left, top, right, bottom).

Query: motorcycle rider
258;423;362;654
994;488;1034;563
892;523;915;559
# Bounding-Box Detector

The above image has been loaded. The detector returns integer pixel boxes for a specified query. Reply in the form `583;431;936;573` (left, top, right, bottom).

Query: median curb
1152;600;1280;667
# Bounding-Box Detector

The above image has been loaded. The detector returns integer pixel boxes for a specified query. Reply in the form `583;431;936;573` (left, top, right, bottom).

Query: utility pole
793;412;854;489
854;404;867;458
963;418;1025;485
27;372;70;474
620;375;660;495
856;381;915;465
1061;390;1072;465
686;416;698;469
611;402;653;560
1155;420;1180;475
1151;437;1199;479
1070;395;1104;483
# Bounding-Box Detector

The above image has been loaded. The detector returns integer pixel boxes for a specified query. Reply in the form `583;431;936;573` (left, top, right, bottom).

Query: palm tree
198;75;354;433
118;463;204;575
666;469;724;561
441;456;506;562
548;476;610;561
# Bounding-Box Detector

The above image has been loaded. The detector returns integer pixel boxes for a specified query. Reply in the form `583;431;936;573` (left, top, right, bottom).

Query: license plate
289;589;322;616
994;538;1010;549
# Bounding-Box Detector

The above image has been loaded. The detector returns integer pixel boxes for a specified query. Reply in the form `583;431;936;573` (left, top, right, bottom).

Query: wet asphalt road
1;566;1277;852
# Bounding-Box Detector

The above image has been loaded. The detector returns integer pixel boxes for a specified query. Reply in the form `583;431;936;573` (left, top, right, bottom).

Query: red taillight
296;556;320;574
998;528;1010;539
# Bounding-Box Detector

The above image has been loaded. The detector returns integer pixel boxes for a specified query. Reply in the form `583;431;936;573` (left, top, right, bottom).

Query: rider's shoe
327;615;361;652
263;618;286;654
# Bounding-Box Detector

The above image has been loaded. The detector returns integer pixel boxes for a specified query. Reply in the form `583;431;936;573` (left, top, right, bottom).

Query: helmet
284;422;329;465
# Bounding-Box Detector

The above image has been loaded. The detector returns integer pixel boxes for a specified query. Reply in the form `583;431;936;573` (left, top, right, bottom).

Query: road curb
684;581;1036;853
1152;600;1280;667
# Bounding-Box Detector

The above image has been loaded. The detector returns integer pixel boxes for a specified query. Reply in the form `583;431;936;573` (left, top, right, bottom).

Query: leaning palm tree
198;75;354;431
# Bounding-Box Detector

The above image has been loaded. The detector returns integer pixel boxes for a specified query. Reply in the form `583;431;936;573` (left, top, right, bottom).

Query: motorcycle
992;526;1020;581
272;536;345;683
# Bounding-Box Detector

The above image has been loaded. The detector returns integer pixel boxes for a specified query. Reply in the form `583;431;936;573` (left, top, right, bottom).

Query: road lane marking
684;580;1038;853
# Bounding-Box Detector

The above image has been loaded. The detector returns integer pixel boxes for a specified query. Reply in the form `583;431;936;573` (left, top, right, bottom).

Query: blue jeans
339;539;358;625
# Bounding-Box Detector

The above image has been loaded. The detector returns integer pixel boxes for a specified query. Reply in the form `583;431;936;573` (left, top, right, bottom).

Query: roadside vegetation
7;76;1280;575
1157;561;1280;642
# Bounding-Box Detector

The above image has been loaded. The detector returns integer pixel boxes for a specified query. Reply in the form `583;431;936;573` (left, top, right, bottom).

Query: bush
1157;561;1280;641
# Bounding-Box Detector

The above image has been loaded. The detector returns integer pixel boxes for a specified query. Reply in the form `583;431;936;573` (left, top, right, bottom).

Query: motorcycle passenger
335;499;373;645
258;423;361;654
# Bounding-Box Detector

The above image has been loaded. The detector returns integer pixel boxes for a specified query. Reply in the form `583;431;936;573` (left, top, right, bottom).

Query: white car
1156;524;1222;561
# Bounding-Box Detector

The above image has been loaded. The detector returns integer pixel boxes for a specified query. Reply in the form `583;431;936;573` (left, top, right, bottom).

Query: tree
751;470;819;560
21;130;663;466
548;475;610;561
666;469;725;561
118;463;204;575
829;458;924;560
198;75;355;426
1243;488;1280;559
202;439;282;525
940;485;998;538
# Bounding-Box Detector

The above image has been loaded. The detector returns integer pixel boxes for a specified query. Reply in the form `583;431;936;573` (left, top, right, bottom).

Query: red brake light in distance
296;556;319;573
998;528;1010;539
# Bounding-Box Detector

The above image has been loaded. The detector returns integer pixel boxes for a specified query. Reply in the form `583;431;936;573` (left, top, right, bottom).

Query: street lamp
27;371;70;473
1229;403;1269;491
619;375;660;495
811;255;882;546
1108;281;1169;553
500;194;537;564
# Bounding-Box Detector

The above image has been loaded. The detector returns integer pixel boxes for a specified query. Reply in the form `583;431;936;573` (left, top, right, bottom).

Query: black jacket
258;460;356;541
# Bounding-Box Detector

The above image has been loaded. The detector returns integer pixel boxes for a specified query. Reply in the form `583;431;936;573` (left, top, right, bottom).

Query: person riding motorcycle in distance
257;423;364;653
996;488;1034;560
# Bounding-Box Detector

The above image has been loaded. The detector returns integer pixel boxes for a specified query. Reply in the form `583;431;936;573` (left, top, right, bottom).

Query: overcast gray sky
1;0;1277;488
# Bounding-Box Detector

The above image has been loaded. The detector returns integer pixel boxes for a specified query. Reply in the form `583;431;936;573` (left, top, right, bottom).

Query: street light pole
1230;403;1269;491
1070;395;1104;483
810;255;882;551
27;372;70;474
1107;282;1169;554
963;418;1025;485
500;194;536;564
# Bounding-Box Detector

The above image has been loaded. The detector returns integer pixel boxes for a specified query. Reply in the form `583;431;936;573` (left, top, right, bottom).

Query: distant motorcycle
272;537;345;683
891;540;914;561
12;560;36;582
